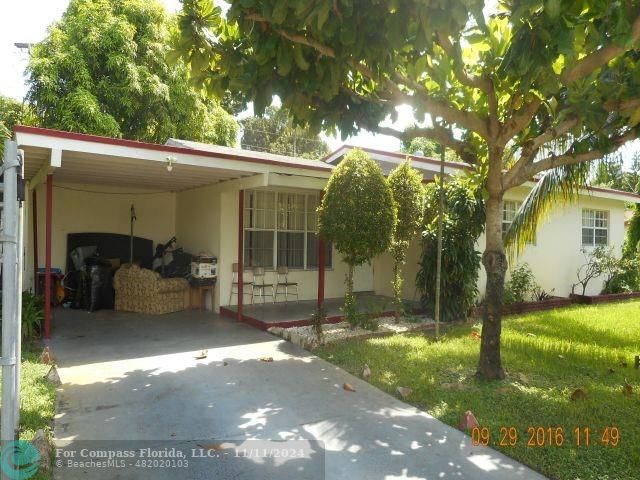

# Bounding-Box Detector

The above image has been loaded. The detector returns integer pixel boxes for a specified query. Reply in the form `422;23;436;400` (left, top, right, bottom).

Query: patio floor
220;293;421;329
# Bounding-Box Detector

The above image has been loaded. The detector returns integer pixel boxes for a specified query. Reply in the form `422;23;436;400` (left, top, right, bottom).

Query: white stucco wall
373;186;630;301
481;188;628;297
31;182;176;285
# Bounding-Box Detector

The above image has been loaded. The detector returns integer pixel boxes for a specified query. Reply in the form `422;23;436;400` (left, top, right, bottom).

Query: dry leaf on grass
623;381;633;396
260;356;274;362
343;383;356;392
570;388;586;401
458;410;479;432
396;386;412;399
39;347;55;365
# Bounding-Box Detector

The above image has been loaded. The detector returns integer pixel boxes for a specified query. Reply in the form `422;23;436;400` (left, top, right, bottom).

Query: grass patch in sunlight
0;342;56;480
315;300;640;480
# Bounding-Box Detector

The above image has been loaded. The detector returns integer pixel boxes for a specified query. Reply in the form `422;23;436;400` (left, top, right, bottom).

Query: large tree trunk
478;168;508;379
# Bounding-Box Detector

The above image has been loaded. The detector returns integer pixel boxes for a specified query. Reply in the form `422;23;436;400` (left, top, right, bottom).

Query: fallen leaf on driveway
260;356;274;362
195;350;208;360
197;443;224;452
343;383;356;392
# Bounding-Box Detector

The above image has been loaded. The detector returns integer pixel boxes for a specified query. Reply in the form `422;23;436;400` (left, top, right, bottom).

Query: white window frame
581;209;609;247
502;200;537;245
244;189;332;270
502;200;519;238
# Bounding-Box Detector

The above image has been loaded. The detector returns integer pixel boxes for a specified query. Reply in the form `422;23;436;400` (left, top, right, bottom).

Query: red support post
317;190;325;312
32;188;38;292
237;189;244;321
44;174;53;339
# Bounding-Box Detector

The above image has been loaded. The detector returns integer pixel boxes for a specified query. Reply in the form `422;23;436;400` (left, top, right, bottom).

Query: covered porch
15;126;334;338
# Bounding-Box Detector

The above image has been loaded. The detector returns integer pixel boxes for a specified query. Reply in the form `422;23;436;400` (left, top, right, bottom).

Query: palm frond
505;162;591;260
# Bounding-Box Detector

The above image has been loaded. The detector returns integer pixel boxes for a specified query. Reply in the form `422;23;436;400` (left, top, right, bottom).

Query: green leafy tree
401;137;460;163
418;177;485;322
317;149;396;327
0;96;39;156
387;160;425;322
26;0;237;145
177;0;640;379
624;204;640;258
591;153;640;193
241;106;329;159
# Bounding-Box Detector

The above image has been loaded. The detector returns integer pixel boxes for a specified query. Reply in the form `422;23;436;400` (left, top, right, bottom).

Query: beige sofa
114;264;188;314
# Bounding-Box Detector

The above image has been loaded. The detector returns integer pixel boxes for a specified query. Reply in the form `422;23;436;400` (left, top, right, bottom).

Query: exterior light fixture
166;155;176;172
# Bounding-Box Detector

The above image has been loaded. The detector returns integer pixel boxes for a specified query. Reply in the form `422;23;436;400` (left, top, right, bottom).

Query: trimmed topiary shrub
387;160;425;322
318;148;396;328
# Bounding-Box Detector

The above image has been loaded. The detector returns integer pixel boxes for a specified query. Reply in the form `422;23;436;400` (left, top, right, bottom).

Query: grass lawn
0;342;56;480
316;300;640;480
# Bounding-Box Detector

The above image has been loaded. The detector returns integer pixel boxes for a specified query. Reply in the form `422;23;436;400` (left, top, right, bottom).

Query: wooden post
317;190;325;312
237;190;244;321
44;174;53;339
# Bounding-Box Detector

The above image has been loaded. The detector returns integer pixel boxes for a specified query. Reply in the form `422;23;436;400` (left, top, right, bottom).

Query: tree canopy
176;0;640;378
591;155;640;193
241;105;329;158
26;0;238;145
0;95;39;157
401;137;460;163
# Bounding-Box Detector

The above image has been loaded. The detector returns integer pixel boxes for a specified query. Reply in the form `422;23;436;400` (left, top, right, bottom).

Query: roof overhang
325;144;640;204
323;144;467;179
14;126;332;192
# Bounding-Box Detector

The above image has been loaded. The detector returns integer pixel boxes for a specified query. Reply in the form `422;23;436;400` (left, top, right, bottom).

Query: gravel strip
268;316;435;350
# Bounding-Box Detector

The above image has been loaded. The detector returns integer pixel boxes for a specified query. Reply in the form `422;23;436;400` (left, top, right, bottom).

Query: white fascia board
267;173;328;190
14;131;332;178
211;173;269;193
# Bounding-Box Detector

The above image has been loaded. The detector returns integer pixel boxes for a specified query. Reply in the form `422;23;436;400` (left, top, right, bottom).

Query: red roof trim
323;144;467;170
14;125;333;172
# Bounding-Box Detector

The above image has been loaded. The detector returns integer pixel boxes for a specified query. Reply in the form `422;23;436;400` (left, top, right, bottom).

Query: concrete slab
49;308;545;479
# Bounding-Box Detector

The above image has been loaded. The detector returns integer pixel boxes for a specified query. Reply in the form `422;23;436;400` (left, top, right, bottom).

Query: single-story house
13;126;640;336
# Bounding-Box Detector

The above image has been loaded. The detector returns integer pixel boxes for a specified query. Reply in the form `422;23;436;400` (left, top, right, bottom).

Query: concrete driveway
50;309;544;480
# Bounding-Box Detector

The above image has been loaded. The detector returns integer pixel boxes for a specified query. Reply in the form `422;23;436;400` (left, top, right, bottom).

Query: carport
14;126;332;337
